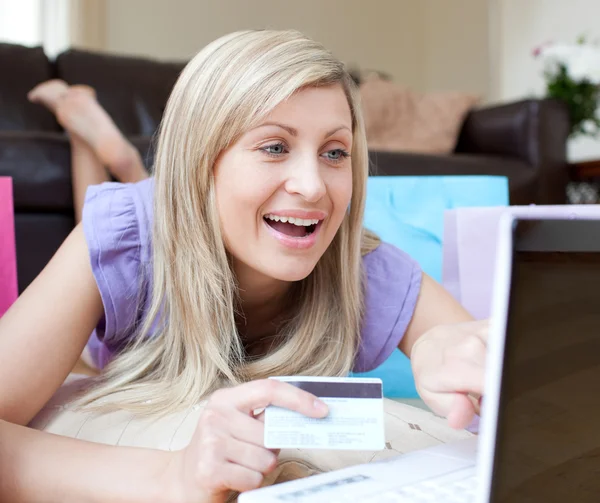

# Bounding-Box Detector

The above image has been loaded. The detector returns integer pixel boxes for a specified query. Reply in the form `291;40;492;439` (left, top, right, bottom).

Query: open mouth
263;214;320;238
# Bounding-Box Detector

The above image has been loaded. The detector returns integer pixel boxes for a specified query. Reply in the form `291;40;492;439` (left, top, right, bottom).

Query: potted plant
534;37;600;138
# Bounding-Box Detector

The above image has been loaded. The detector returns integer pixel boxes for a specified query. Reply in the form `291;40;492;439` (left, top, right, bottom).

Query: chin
265;260;318;282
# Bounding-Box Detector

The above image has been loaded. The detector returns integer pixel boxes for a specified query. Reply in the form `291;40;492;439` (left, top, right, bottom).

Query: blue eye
261;143;288;156
323;149;350;163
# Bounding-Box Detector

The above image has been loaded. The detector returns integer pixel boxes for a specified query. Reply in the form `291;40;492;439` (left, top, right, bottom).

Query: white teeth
265;214;320;226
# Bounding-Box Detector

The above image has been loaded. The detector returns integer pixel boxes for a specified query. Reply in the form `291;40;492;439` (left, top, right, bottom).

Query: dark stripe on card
287;381;382;399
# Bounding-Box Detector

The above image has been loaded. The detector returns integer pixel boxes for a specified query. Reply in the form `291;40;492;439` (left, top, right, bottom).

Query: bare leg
70;135;110;224
67;135;107;374
29;81;148;183
56;86;148;183
29;80;108;375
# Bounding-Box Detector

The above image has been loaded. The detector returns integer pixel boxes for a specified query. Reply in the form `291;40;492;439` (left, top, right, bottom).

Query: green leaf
543;63;600;137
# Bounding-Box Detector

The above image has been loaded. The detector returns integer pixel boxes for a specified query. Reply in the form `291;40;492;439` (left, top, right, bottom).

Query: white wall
105;0;426;90
495;0;600;160
104;0;494;99
422;0;491;99
0;0;73;58
0;0;42;46
69;0;106;53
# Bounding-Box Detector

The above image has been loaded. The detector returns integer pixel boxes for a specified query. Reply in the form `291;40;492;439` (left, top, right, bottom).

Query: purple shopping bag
0;177;17;316
442;205;600;320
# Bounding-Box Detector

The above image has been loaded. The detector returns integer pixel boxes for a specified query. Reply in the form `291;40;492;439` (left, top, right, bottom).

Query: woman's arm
398;273;487;429
0;224;102;425
398;273;473;357
0;419;177;503
0;225;328;503
0;224;176;502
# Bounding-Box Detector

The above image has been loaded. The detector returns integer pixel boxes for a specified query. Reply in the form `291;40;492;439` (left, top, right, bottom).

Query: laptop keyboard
355;467;477;503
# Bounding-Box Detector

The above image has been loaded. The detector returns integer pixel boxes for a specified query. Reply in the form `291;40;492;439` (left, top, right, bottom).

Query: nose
284;157;327;203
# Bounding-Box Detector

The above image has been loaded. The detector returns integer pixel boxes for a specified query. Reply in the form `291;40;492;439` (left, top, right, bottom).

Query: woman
0;30;485;502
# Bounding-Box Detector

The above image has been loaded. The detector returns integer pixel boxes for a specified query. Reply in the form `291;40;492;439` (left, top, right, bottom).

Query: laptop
240;215;600;502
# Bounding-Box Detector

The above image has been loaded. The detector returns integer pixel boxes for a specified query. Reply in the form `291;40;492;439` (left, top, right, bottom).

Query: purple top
82;178;422;372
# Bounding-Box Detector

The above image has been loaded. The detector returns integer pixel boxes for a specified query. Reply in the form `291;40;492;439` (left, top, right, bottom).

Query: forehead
264;84;353;129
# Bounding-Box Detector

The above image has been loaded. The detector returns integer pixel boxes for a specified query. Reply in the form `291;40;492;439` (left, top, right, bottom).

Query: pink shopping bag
442;205;600;320
0;177;17;316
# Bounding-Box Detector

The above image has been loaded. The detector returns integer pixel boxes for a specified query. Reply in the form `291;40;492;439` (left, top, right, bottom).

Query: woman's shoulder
355;242;422;372
84;176;153;228
83;178;154;255
362;241;418;275
81;178;155;367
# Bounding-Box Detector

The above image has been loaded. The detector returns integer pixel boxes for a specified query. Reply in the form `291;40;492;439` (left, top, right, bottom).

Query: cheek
214;158;278;238
219;177;278;217
330;168;353;215
214;158;249;249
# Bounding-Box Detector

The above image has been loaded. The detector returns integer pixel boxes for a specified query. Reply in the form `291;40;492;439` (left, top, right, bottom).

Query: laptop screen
491;220;600;502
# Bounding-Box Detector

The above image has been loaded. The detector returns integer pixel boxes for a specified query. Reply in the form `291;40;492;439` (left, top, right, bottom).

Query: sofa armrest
455;98;569;160
455;98;570;203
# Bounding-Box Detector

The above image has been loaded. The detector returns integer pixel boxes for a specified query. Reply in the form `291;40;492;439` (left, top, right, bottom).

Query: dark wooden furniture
569;159;600;180
567;159;600;204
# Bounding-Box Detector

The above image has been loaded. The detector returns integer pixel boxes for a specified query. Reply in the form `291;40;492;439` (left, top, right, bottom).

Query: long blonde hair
81;30;379;414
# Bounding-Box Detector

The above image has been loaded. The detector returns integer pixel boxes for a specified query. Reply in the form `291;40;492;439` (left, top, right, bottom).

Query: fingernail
314;399;328;414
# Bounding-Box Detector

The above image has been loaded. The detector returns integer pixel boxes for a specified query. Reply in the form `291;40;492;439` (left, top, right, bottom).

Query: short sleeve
82;179;153;367
354;242;422;372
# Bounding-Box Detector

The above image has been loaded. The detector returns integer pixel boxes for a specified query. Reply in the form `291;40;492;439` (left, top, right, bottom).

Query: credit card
264;376;384;450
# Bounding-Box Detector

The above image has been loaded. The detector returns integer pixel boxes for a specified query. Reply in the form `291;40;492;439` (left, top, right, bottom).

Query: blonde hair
81;30;380;414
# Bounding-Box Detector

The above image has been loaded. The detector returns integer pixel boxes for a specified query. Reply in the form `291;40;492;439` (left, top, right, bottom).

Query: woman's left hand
410;319;488;429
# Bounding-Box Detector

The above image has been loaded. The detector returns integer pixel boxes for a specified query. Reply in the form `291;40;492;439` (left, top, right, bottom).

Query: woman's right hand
169;379;329;503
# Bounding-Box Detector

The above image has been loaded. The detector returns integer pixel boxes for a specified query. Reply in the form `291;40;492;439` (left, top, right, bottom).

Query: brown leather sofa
0;42;571;293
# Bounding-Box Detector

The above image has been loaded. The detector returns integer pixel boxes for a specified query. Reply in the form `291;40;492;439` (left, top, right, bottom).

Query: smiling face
214;84;354;288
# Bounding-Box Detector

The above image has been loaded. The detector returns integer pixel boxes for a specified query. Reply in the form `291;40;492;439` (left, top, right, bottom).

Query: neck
234;262;293;344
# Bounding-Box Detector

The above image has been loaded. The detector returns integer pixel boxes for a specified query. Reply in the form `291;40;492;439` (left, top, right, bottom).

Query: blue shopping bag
352;175;509;397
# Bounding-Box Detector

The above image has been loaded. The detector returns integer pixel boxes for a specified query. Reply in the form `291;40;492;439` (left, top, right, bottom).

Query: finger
471;319;490;344
422;361;485;396
223;409;265;446
446;335;486;365
220;462;264;493
447;394;477;430
224;437;278;475
251;408;282;457
219;380;329;418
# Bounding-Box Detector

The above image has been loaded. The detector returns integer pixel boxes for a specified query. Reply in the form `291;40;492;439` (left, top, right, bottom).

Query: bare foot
68;84;96;100
55;87;148;183
28;79;70;113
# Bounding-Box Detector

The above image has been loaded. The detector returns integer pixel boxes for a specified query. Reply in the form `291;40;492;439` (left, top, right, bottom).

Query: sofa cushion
0;132;156;211
55;49;185;136
360;77;480;154
14;212;74;293
0;43;59;132
0;132;71;211
128;135;156;172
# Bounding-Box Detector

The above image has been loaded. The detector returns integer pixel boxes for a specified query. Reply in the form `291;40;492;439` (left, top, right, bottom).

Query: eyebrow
254;122;352;139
